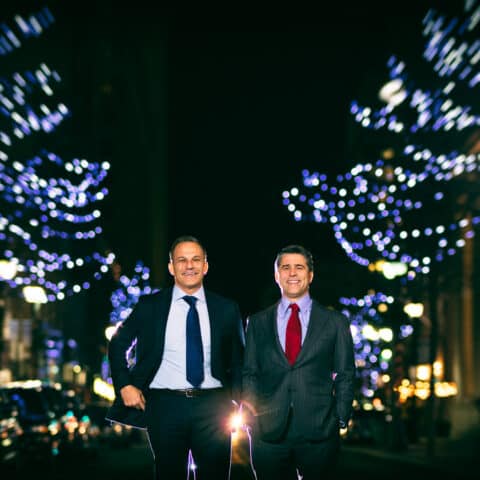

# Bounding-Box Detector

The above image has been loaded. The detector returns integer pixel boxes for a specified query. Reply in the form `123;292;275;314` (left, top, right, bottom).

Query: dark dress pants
145;389;232;480
252;408;340;480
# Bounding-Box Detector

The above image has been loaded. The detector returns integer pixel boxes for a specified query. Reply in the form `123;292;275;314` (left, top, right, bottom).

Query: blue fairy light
283;3;480;279
0;7;114;301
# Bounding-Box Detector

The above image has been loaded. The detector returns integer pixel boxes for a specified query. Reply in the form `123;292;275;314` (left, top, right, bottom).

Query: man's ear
203;261;209;275
168;261;174;276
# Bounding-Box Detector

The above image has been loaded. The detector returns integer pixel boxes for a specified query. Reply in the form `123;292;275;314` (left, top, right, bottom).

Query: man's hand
120;385;146;411
339;420;349;437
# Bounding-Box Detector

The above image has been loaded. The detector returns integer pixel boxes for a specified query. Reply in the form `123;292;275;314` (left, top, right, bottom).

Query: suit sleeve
230;301;246;401
241;315;259;416
334;313;355;425
108;298;145;394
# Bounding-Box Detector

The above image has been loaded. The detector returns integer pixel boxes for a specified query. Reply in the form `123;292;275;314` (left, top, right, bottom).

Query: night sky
153;3;428;315
7;1;432;317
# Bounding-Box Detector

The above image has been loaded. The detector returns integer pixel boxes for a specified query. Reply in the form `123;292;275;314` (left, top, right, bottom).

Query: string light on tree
0;7;114;302
283;2;480;278
109;261;155;325
340;291;413;402
102;261;155;380
0;7;55;56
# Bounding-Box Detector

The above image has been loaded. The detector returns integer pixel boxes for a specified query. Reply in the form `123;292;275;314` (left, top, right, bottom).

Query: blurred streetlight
370;260;408;280
104;325;118;342
22;286;48;304
378;79;407;107
403;302;424;319
0;259;17;280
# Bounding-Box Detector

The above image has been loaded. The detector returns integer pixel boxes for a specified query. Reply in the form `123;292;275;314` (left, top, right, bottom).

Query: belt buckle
185;388;195;398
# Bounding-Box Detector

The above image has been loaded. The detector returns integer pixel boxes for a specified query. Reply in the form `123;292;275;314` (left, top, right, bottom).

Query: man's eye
175;258;203;264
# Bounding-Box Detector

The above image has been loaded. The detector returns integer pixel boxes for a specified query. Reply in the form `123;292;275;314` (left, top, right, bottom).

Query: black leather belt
151;388;224;398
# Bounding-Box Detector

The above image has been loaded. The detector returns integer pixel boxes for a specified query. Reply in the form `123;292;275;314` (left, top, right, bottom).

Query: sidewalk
341;424;480;479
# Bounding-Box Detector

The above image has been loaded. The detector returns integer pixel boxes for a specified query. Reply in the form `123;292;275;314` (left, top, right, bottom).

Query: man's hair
169;235;207;261
274;244;314;272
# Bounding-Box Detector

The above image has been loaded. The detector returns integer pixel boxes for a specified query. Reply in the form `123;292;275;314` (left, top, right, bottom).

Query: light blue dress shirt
276;294;312;352
149;285;222;389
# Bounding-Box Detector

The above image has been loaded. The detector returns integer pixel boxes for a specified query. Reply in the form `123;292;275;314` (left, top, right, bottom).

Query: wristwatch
339;420;348;429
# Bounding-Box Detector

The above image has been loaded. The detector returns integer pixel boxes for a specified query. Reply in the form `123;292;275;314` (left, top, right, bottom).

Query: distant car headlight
30;424;50;434
48;420;61;435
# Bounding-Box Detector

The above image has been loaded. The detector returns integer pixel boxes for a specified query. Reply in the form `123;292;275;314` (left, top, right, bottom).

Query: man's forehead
173;242;205;257
279;253;307;265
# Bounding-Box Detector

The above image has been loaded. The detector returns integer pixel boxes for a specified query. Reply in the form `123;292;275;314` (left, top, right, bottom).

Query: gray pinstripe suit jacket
242;299;355;442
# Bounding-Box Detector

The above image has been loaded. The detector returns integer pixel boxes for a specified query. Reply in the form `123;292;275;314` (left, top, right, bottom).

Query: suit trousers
252;408;340;480
145;388;232;480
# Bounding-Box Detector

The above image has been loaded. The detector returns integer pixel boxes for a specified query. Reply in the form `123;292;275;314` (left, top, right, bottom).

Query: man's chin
181;282;201;292
285;291;306;299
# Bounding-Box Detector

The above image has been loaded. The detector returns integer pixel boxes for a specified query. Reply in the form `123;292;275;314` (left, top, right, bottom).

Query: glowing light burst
340;292;413;400
0;7;113;301
283;3;480;277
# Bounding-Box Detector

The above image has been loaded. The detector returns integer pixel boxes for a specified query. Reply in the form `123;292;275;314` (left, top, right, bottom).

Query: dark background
6;1;433;317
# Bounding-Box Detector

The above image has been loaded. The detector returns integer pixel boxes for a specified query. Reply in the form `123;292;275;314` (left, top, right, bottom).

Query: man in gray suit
242;244;355;479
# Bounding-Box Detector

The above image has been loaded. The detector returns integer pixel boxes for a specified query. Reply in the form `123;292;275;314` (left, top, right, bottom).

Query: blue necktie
183;295;204;387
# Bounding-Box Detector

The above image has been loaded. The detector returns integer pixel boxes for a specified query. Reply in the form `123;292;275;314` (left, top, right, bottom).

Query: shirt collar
280;293;312;315
173;285;206;304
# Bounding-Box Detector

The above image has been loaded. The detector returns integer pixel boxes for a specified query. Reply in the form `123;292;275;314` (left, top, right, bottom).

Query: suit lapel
205;291;219;361
296;301;323;362
154;287;173;354
268;303;291;365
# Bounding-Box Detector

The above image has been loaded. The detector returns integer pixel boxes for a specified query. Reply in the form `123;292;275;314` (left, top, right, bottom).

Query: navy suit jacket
106;287;245;429
242;300;355;442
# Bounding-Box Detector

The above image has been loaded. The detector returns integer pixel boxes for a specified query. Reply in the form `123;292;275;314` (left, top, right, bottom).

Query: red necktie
285;303;301;365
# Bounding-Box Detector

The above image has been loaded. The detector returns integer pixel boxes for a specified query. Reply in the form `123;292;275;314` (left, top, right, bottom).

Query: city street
1;2;479;479
8;426;480;480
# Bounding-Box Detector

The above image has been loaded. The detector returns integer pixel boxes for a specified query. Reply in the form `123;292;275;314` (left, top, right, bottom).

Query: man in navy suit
242;244;355;479
106;235;245;479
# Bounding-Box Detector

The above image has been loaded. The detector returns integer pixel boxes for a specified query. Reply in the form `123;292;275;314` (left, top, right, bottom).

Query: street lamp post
367;261;408;451
426;267;440;458
403;301;424;444
0;260;18;373
404;275;439;458
22;286;47;379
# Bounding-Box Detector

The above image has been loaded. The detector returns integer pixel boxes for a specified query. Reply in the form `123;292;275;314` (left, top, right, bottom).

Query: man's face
168;241;208;294
275;253;313;301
